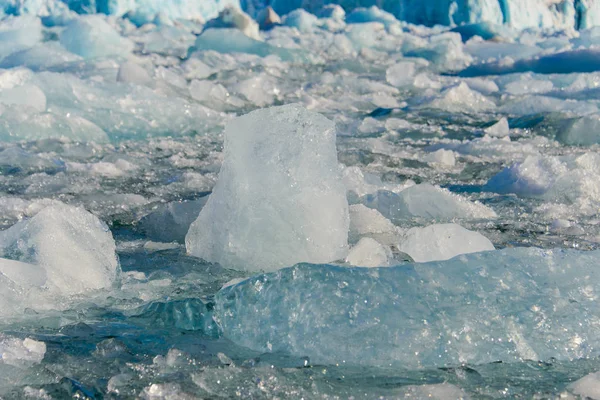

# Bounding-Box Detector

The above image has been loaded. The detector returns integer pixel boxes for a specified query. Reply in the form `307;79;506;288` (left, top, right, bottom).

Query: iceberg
215;247;600;368
59;15;134;59
186;104;349;272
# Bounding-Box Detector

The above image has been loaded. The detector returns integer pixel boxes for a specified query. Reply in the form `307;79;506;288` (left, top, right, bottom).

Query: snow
186;104;349;272
398;223;495;262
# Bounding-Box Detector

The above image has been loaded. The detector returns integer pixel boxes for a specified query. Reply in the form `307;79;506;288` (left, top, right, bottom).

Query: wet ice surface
3;7;600;399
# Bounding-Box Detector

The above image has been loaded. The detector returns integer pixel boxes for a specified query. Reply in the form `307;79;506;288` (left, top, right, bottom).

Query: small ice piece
346;6;398;27
0;83;46;112
318;4;345;20
0;203;119;294
398;223;495;262
386;61;416;87
484;117;510;137
233;73;279;107
504;78;553;95
117;61;152;85
203;7;260;40
423;149;456;166
569;371;600;399
283;9;318;32
399;383;470;399
256;6;281;30
186;104;349;272
138;198;208;243
60;15;134;59
428;82;496;113
0;16;43;61
346;237;392;267
557;114;600;145
500;96;597;116
0;335;46;366
362;184;497;222
349;204;399;243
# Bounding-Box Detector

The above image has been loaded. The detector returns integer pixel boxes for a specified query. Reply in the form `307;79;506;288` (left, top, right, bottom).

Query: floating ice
215;247;600;368
426;82;495;113
568;371;600;399
0;83;46;112
0;335;45;366
283;9;318;32
204;7;260;40
139;198;207;244
191;28;303;62
0;16;42;61
398;223;494;262
59;15;134;59
186;104;349;272
362;184;496;222
0;202;119;294
484;117;510;137
345;237;392;267
348;204;400;245
346;6;397;27
256;6;280;30
556;114;600;145
423;149;456;166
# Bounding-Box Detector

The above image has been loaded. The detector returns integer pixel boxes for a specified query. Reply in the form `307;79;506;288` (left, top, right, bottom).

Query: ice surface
0;16;42;62
283;9;317;32
348;204;400;245
398;223;495;262
362;184;496;222
138;198;207;243
569;371;600;399
204;7;260;40
426;82;495;113
60;15;134;59
484;117;510;137
0;335;45;366
215;247;600;368
256;6;280;30
0;202;118;294
345;237;392;267
186;104;349;272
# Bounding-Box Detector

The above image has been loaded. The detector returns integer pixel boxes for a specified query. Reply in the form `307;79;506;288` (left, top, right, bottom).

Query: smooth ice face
60;15;134;59
0;203;119;294
186;104;349;272
215;248;600;368
398;223;495;262
345;237;392;267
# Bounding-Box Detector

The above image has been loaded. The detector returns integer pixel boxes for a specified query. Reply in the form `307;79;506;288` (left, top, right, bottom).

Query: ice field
4;0;600;398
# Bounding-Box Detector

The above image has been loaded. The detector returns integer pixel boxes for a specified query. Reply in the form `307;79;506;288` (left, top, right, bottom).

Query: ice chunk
191;28;304;62
0;335;45;366
346;6;397;27
399;383;469;400
501;95;597;116
256;6;280;30
0;83;46;112
215;247;600;368
385;61;416;87
233;73;279;107
503;78;553;95
116;61;152;85
556;114;600;145
427;83;495;113
0;203;119;294
484;117;510;137
318;4;345;20
0;42;83;70
346;237;392;267
186;104;349;272
138;198;208;243
398;223;494;262
60;15;134;59
423;149;456;166
362;184;496;222
569;371;600;399
0;16;42;61
204;6;260;40
283;9;317;32
349;204;399;244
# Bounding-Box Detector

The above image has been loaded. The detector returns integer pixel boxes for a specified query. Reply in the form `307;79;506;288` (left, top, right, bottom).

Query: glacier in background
2;0;600;30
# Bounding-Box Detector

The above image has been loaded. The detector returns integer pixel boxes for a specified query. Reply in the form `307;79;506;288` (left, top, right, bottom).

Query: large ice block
186;104;349;272
215;247;600;368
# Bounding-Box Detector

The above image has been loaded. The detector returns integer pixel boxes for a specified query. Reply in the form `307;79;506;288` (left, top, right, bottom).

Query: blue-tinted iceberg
215;247;600;368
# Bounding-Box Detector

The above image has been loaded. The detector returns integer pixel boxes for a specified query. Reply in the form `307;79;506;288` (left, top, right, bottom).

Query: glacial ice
59;15;134;59
0;16;42;61
362;184;496;222
398;223;495;262
569;371;600;399
138;198;207;243
0;202;119;294
186;104;349;272
0;335;46;366
215;247;600;368
345;237;392;267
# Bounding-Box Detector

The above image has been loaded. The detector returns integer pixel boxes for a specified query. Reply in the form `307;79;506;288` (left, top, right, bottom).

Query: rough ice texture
0;202;119;294
398;223;495;262
138;198;207;244
60;15;133;59
215;247;600;368
568;371;600;399
186;104;349;272
0;335;46;366
345;237;392;267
